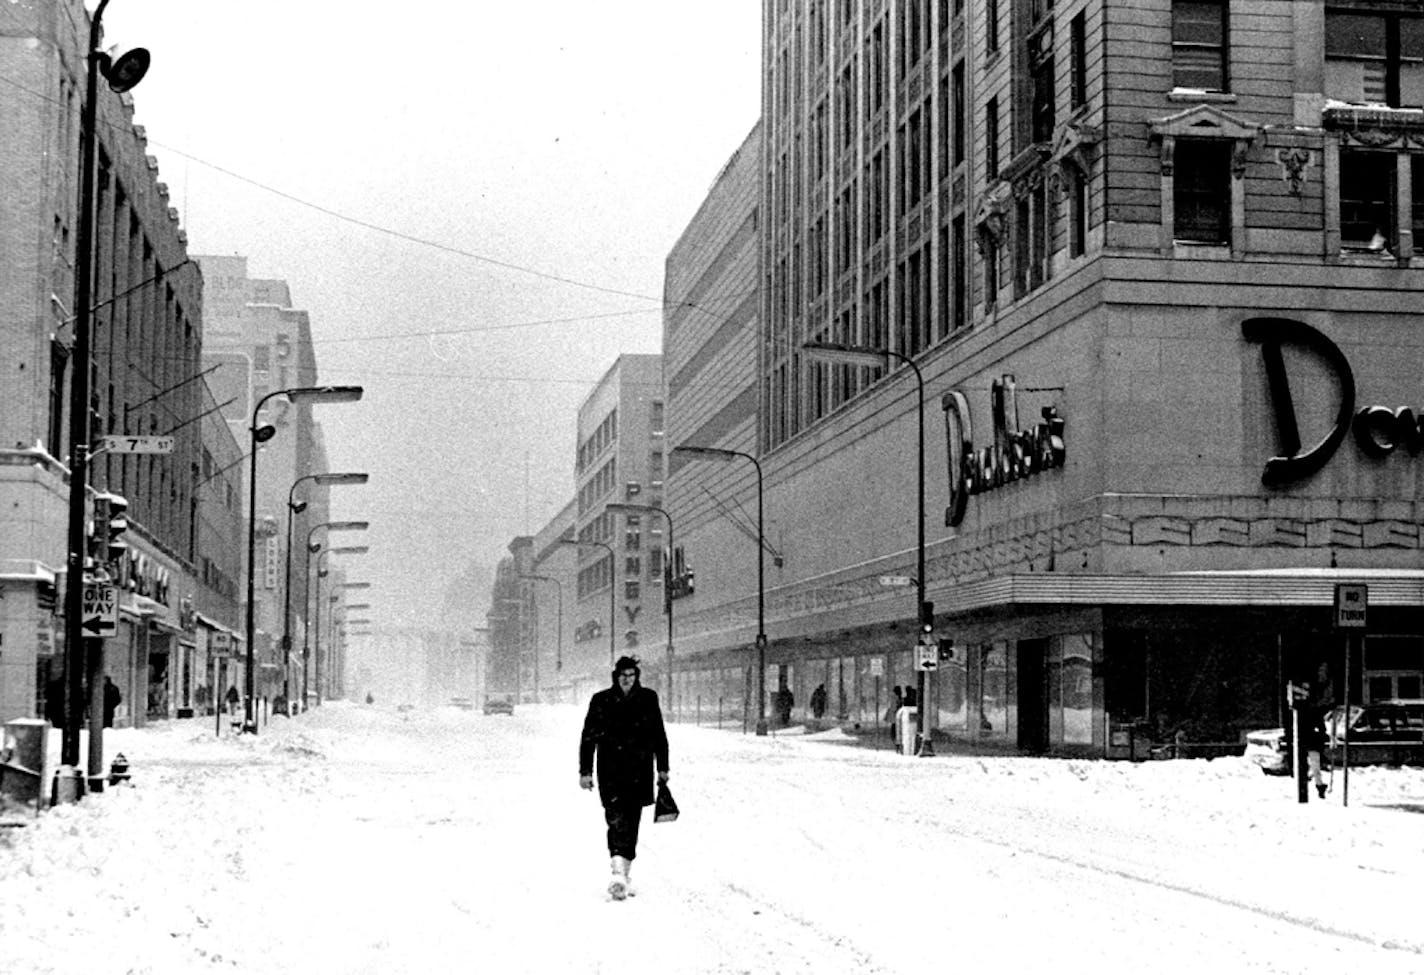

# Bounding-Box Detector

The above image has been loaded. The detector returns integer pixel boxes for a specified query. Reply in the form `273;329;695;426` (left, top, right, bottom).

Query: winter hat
611;655;641;683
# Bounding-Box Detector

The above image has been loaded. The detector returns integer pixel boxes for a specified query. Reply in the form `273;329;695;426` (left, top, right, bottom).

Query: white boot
624;859;636;898
608;856;629;900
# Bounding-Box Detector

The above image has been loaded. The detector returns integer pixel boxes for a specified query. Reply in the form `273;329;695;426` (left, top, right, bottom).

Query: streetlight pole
521;574;563;700
671;446;767;736
606;502;676;714
301;521;367;707
312;547;368;705
58;0;150;795
283;474;367;712
803;341;931;756
329;592;370;702
244;385;362;733
556;538;616;666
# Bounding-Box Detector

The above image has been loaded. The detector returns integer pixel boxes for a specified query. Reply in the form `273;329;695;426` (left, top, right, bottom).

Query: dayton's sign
1243;317;1424;485
941;374;1066;526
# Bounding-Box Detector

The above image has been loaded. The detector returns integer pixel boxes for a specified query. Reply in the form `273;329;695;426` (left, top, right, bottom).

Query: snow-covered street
3;702;1424;974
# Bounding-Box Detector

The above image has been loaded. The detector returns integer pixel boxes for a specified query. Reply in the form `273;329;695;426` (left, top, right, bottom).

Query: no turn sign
82;582;118;637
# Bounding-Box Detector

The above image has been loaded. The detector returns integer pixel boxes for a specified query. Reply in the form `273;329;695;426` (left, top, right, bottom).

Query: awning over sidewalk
934;568;1424;615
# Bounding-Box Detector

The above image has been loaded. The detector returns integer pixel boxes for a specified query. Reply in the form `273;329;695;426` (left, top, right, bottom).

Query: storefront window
834;656;852;719
1047;636;1064;744
936;650;968;732
977;641;1008;737
1062;633;1095;744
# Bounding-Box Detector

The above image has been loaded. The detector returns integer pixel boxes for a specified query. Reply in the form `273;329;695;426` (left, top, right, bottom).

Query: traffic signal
86;495;108;570
937;638;955;661
105;494;130;563
919;600;935;640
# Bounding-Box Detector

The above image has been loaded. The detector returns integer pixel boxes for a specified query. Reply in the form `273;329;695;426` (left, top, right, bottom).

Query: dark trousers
604;799;644;861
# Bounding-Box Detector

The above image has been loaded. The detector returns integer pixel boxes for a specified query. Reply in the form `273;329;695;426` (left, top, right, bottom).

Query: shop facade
654;266;1424;756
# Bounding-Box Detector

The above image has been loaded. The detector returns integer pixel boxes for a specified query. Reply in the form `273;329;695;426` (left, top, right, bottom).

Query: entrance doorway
1017;638;1049;753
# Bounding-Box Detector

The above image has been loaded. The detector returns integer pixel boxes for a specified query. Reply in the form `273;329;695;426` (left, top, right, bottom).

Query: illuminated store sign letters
941;375;1066;527
1243;316;1424;485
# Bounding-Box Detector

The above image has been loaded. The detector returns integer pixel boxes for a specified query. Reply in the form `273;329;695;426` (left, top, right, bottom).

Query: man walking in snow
579;655;670;900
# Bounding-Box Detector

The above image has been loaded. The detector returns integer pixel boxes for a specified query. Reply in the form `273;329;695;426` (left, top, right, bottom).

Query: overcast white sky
102;1;762;626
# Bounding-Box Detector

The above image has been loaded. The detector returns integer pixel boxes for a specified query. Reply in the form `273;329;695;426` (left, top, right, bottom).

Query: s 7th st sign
98;435;174;454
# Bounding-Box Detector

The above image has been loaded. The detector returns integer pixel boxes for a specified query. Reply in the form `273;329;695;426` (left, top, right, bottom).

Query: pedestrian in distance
810;683;827;720
225;684;240;715
888;685;904;743
102;676;121;729
1300;663;1334;800
776;685;794;726
579;655;670;901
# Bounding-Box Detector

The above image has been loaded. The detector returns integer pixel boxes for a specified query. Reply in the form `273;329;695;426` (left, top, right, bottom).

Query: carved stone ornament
1051;121;1102;178
974;181;1012;249
1342;128;1403;150
1275;147;1312;195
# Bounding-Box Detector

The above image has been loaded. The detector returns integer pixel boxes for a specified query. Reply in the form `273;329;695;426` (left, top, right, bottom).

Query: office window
1340;150;1395;251
814;100;828;182
908;109;923;207
1174;140;1231;243
1326;11;1424;108
870;20;887;112
952;214;967;330
987;0;1000;54
1070;168;1088;258
1030;30;1056;143
839;63;856;149
1172;1;1228;91
986;97;999;180
897;122;908;215
983;234;1000;309
952;61;965;166
1071;12;1087;110
937;225;950;340
938;75;950;178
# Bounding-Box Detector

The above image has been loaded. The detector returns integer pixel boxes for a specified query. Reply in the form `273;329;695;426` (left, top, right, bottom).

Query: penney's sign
1243;317;1423;485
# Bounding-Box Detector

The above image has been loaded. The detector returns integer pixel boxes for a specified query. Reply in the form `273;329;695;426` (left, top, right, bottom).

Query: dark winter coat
579;680;669;808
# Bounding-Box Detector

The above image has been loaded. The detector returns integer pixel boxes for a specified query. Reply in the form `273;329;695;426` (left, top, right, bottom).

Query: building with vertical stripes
658;1;1424;755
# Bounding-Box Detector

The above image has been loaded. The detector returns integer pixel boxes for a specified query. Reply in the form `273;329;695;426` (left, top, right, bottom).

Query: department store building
653;1;1424;755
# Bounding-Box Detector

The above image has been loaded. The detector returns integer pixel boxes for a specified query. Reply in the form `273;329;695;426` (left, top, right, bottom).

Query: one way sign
82;582;118;637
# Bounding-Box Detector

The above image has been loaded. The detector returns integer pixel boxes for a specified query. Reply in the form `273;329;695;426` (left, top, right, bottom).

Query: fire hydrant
108;753;131;786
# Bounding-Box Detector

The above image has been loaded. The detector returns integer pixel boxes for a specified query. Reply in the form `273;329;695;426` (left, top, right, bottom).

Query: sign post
1333;583;1367;808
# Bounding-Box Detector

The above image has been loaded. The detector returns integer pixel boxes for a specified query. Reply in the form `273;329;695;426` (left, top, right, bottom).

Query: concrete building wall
661;127;763;663
650;0;1424;748
195;257;327;703
0;0;222;723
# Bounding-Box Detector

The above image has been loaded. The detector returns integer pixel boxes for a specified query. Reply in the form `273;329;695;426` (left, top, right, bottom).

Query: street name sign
99;435;174;454
878;575;913;587
82;582;118;637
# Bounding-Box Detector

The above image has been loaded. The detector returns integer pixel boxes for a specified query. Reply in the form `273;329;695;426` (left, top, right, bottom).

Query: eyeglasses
617;671;637;679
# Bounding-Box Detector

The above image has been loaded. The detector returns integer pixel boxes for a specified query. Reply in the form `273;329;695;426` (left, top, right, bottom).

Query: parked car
483;694;515;716
1244;699;1424;775
450;697;474;711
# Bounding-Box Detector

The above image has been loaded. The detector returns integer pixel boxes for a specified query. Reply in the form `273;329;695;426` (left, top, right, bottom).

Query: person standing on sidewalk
579;655;669;900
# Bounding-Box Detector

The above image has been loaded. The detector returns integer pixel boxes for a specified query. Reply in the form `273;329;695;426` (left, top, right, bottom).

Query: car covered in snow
483;694;515;716
1244;699;1424;775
